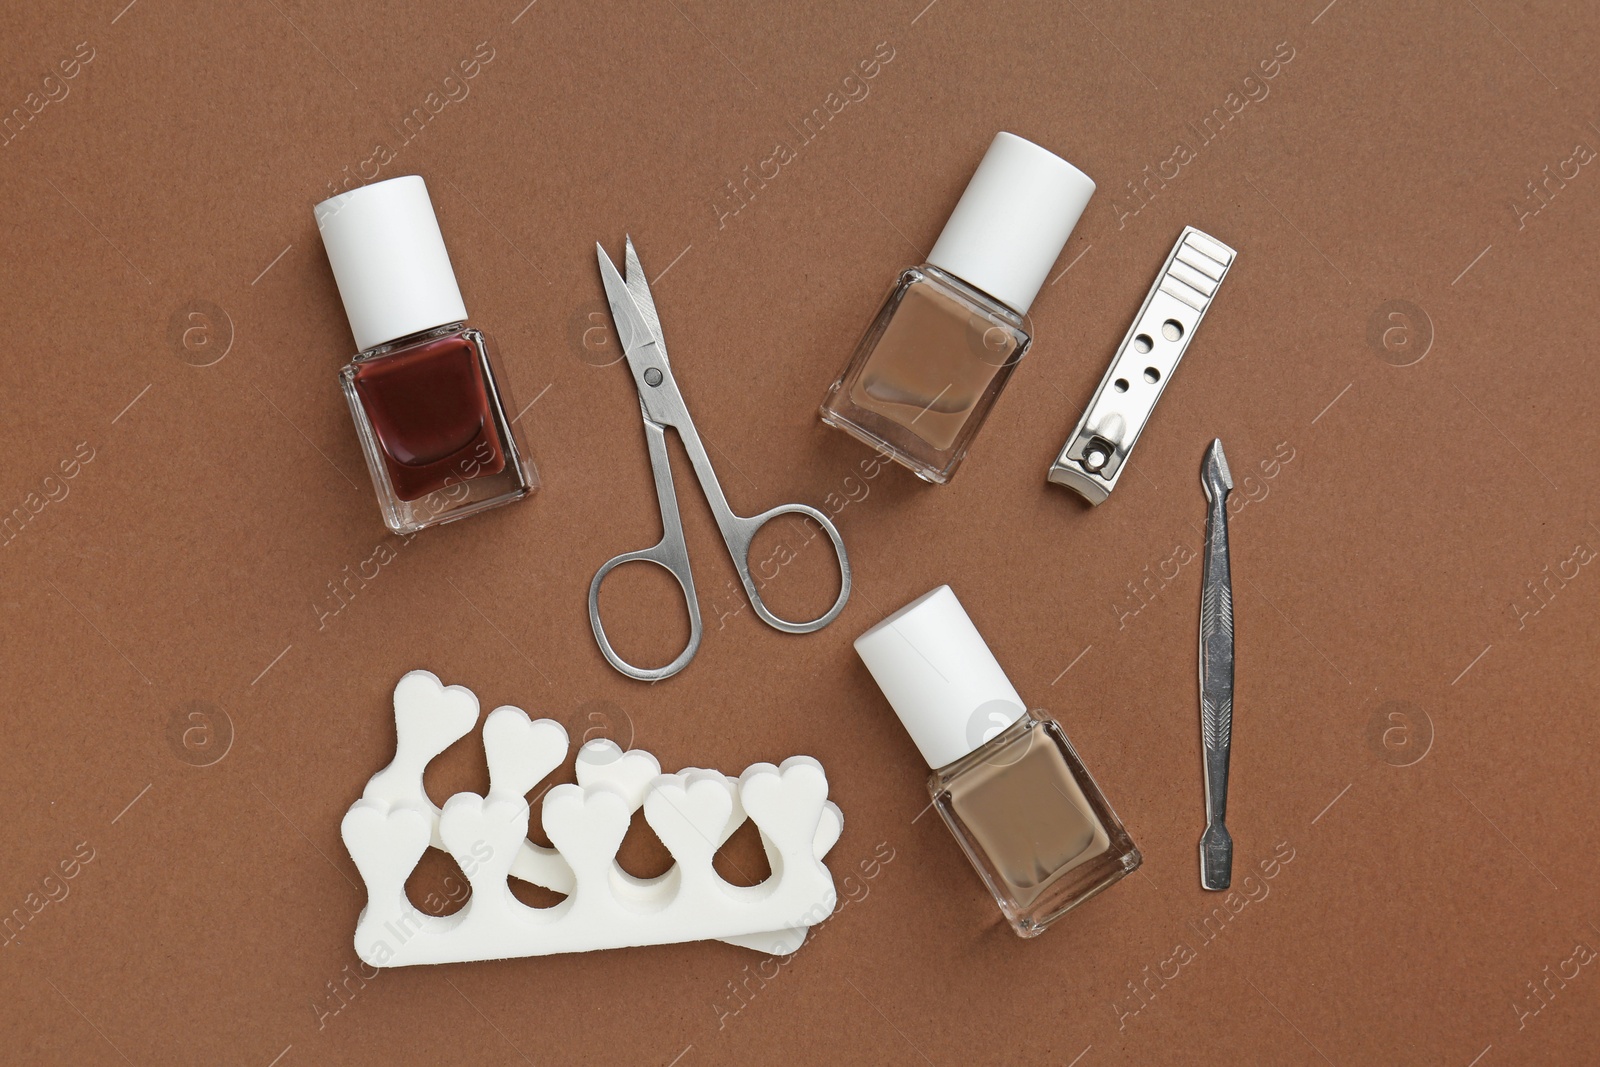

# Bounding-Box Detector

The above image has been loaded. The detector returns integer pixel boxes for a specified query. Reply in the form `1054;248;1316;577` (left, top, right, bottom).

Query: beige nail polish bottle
855;586;1140;935
821;133;1095;483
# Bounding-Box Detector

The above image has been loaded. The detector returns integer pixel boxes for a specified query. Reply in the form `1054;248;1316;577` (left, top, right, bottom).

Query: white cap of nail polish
314;175;469;352
926;132;1095;316
854;585;1027;770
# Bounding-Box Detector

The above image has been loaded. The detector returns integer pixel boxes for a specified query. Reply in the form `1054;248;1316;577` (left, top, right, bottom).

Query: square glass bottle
932;709;1140;934
316;175;537;533
821;265;1028;482
340;323;533;533
821;133;1095;483
855;585;1140;936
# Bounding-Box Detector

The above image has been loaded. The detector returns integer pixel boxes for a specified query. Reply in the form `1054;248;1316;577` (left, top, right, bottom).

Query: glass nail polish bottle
855;585;1139;936
821;133;1095;483
315;175;537;534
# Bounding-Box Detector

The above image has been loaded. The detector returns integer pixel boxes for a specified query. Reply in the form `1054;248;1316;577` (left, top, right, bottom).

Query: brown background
2;0;1597;1063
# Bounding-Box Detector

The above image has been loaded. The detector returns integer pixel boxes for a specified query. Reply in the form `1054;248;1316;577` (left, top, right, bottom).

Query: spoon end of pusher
1200;821;1233;891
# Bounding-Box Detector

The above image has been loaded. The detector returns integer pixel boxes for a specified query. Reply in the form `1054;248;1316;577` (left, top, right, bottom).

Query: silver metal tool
1198;438;1234;891
589;236;851;682
1049;227;1235;504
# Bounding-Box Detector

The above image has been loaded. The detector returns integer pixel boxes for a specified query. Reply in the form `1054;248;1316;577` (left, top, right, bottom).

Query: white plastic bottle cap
926;132;1095;315
314;175;469;352
853;585;1027;770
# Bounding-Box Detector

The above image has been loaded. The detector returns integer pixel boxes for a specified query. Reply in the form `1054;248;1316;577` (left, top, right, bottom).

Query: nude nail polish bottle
821;133;1095;483
315;175;537;534
855;586;1139;936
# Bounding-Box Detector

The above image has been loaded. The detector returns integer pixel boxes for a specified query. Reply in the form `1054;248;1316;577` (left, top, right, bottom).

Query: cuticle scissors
589;236;851;682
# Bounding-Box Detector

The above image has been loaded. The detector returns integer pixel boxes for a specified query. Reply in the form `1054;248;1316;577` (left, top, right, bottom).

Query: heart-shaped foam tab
438;792;530;886
673;768;745;846
392;670;480;766
542;784;631;877
343;800;432;893
484;706;568;800
645;771;735;866
574;740;661;811
739;757;828;854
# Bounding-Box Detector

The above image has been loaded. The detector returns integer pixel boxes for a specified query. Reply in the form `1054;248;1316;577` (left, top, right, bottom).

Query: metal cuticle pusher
1199;438;1235;891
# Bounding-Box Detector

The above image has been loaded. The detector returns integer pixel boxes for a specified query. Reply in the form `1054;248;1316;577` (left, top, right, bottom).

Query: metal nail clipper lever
1198;438;1234;891
1049;227;1235;504
588;236;852;682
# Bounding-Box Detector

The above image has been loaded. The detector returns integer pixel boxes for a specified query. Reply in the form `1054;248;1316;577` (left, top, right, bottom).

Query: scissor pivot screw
643;368;663;387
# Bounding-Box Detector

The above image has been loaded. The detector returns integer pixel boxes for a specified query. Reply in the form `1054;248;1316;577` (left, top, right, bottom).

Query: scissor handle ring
588;547;703;683
728;504;852;635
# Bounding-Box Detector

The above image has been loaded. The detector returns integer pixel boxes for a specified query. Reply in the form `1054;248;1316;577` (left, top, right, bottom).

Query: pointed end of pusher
1202;438;1233;501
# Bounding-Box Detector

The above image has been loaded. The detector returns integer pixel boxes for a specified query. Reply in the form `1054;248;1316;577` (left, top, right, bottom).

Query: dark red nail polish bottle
315;175;537;533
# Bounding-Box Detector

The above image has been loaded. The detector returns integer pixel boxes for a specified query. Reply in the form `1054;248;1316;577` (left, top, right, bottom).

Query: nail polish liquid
835;266;1026;454
345;326;508;502
821;133;1095;483
855;586;1139;936
317;175;536;534
933;710;1137;932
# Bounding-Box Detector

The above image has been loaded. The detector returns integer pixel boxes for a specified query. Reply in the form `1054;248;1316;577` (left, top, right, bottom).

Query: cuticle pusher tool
1199;438;1234;891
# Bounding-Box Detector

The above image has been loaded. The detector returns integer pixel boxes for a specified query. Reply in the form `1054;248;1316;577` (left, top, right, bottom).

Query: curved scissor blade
597;239;687;431
622;235;667;361
596;242;654;359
